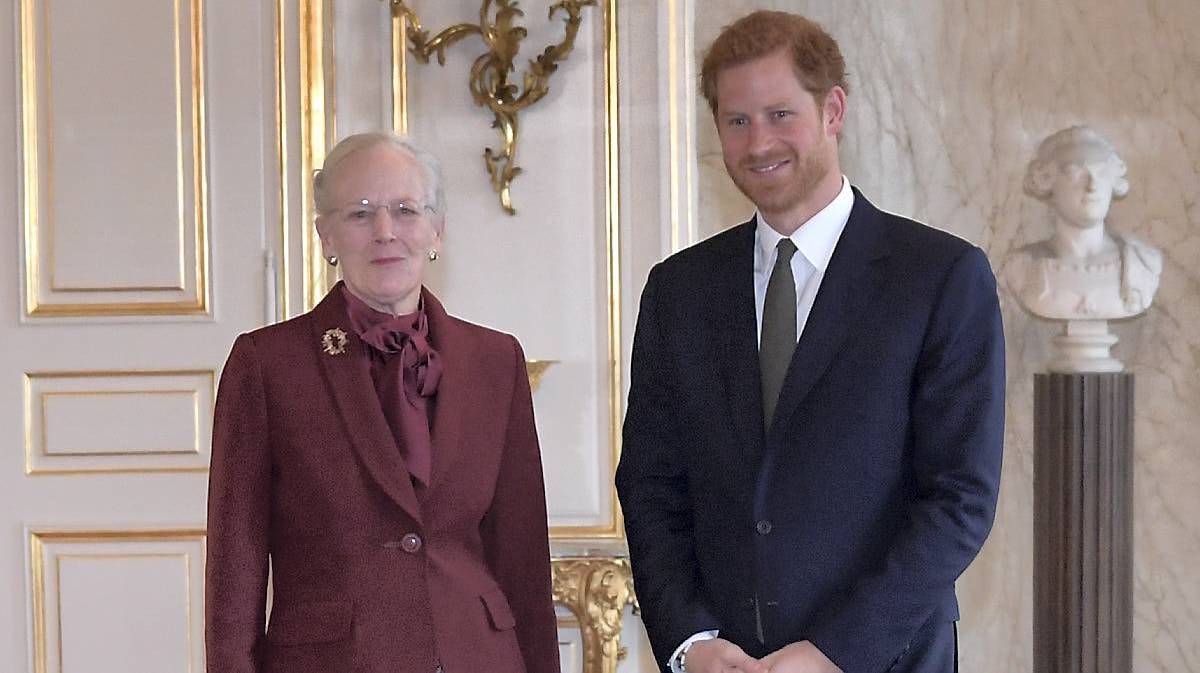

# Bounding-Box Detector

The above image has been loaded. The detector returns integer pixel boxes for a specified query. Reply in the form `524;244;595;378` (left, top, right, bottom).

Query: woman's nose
371;209;397;241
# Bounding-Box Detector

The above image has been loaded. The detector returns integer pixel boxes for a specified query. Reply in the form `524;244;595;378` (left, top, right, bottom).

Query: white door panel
0;1;278;671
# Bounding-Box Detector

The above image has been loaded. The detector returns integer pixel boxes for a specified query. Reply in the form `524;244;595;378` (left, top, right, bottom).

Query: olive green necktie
760;238;797;429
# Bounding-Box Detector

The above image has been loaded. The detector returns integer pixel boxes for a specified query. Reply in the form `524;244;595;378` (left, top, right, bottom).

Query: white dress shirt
667;177;854;673
753;177;854;343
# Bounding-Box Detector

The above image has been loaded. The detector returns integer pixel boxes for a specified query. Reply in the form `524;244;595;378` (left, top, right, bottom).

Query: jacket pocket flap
267;600;352;645
480;589;516;630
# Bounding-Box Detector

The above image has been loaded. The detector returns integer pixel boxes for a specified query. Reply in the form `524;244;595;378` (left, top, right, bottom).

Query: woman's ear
315;215;336;259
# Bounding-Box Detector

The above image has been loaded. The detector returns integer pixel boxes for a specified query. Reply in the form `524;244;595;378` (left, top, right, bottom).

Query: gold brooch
321;327;348;355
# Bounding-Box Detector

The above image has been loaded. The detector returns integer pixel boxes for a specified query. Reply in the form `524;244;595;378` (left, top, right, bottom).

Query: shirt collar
755;176;854;273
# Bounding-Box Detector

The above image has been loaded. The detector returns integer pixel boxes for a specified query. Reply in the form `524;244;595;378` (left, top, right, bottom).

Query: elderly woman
1007;125;1162;320
205;132;560;673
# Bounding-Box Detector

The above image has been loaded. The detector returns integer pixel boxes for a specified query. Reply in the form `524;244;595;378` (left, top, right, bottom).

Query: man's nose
747;121;774;155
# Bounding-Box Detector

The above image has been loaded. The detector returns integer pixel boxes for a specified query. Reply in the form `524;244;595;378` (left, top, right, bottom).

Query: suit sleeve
615;265;721;667
807;246;1006;672
205;333;271;673
481;336;561;673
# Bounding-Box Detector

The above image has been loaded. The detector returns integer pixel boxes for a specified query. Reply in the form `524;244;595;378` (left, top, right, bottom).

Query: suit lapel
310;285;422;522
715;220;767;461
767;190;891;445
422;289;467;490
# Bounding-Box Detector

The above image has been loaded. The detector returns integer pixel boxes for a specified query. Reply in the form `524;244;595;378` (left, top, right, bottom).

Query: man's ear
823;85;847;137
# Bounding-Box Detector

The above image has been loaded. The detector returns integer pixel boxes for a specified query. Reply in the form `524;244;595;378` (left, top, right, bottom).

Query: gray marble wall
694;3;1199;672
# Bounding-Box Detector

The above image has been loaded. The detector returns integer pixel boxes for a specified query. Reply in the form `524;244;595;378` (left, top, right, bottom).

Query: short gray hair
313;131;446;218
1024;125;1129;200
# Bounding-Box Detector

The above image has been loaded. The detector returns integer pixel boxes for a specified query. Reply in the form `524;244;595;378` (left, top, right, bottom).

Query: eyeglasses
329;198;436;224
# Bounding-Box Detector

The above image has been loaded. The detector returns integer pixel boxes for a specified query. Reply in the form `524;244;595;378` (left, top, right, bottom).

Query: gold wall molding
274;0;293;321
299;0;337;312
19;0;210;317
552;556;639;673
29;529;207;673
666;0;698;252
387;0;596;214
24;370;215;475
543;0;623;541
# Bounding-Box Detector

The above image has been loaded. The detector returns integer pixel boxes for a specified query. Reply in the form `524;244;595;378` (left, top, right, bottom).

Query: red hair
700;11;848;114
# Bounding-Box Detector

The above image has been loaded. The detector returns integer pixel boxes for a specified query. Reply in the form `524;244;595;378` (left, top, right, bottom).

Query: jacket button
400;533;423;553
756;520;772;535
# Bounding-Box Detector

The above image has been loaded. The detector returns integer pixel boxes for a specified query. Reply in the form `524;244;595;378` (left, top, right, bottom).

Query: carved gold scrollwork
387;0;596;214
552;557;639;673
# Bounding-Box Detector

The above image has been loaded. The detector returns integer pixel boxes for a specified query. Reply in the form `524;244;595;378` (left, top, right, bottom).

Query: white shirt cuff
668;630;719;673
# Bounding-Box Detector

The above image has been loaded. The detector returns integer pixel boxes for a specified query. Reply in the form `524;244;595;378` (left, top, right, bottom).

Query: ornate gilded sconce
387;0;596;214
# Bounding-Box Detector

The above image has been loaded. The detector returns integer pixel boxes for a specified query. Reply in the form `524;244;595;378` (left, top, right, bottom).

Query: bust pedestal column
1034;373;1133;673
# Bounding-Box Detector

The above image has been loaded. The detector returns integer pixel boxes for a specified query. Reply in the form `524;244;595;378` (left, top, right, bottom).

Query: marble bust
1007;125;1163;321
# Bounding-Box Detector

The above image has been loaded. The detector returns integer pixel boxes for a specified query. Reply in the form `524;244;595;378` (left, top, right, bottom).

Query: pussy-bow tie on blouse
344;289;442;485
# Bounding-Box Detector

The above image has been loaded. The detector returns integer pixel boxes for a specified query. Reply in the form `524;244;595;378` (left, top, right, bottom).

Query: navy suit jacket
616;188;1005;672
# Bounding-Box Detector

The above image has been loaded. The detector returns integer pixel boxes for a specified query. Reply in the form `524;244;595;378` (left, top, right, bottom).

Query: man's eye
348;209;370;220
772;110;791;119
396;204;418;217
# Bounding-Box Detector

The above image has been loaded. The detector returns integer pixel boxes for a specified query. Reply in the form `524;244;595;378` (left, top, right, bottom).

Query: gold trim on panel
24;370;215;475
40;0;185;295
20;0;210;317
30;534;47;673
551;557;638;673
604;0;622;540
191;0;211;316
37;389;202;458
19;0;40;319
43;283;189;293
548;0;623;541
45;0;185;295
173;0;187;294
275;0;292;321
392;12;409;134
29;530;206;673
667;0;681;252
300;0;337;310
666;0;696;252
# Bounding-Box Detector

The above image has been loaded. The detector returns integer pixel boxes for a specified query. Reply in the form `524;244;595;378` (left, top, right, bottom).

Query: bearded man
616;10;1006;673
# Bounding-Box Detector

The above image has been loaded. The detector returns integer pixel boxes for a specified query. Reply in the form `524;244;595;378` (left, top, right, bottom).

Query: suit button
756;520;772;535
400;533;423;553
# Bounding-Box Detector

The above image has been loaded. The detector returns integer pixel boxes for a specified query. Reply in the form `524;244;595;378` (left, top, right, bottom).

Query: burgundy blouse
342;285;443;485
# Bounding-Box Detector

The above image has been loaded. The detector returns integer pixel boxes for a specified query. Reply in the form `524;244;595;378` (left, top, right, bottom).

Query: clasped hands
686;638;843;673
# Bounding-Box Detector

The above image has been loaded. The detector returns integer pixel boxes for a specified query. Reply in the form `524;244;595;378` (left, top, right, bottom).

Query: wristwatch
677;640;693;673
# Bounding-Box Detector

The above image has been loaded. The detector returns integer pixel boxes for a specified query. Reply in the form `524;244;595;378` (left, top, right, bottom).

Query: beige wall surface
696;3;1199;673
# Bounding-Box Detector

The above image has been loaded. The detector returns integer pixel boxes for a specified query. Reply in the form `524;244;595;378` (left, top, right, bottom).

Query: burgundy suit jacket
206;285;560;673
